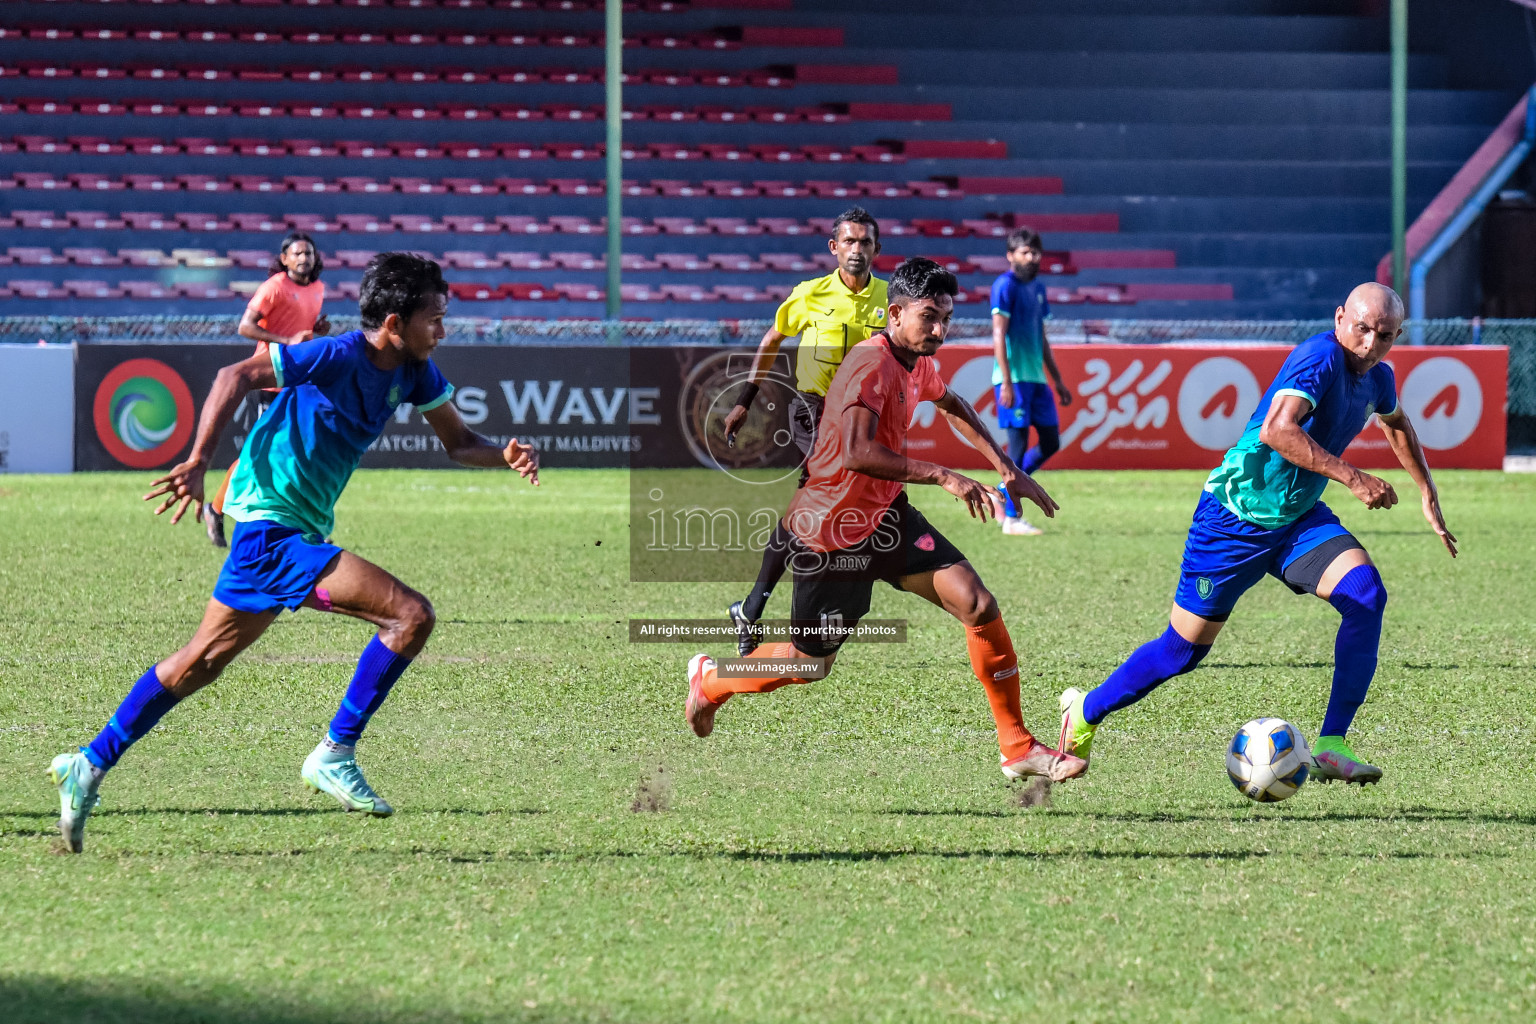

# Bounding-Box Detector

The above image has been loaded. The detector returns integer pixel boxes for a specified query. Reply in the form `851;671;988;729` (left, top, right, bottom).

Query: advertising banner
0;344;75;473
73;343;736;472
908;344;1508;472
72;342;1507;473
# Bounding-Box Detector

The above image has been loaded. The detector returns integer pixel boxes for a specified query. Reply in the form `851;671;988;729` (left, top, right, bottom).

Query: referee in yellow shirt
721;206;889;655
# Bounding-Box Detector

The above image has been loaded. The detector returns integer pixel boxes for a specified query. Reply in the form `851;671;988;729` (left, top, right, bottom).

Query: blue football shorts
1173;491;1361;618
213;519;343;614
994;381;1060;430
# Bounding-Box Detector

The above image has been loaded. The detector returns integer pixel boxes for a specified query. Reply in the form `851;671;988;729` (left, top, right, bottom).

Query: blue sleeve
1270;339;1337;409
990;274;1012;316
407;359;455;412
273;334;351;389
1375;361;1398;416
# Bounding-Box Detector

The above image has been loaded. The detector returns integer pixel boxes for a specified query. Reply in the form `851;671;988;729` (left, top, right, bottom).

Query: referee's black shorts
789;390;824;488
788;493;966;657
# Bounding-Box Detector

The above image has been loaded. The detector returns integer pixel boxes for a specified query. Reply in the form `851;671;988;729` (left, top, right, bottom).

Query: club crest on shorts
915;533;936;552
1197;576;1214;599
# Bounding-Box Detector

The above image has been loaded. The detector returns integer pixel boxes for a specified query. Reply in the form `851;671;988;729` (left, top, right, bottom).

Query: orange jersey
247;272;325;359
786;334;947;553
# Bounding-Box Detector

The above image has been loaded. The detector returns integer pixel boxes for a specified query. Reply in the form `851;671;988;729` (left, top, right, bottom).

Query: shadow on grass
0;808;545;819
876;807;1536;826
0;974;587;1024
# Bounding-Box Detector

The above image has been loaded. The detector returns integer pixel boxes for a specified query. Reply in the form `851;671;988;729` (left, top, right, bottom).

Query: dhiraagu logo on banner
92;358;196;469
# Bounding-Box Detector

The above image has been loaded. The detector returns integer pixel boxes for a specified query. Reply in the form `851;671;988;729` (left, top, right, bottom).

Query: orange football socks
965;615;1036;761
210;460;236;515
699;643;815;703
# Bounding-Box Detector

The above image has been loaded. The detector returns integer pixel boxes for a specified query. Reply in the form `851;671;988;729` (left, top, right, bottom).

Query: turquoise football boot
301;744;394;816
49;751;102;853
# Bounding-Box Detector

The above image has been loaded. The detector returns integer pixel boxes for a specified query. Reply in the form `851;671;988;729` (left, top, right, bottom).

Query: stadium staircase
0;0;1527;320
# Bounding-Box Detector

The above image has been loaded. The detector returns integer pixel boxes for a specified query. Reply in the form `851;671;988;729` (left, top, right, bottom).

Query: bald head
1334;282;1404;373
1344;282;1405;321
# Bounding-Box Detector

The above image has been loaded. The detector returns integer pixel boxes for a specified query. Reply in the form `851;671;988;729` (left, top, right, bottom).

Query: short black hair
359;252;448;330
268;231;323;283
1006;226;1042;253
831;205;880;243
887;257;958;303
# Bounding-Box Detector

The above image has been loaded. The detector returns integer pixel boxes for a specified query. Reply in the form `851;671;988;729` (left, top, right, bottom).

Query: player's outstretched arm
933;387;1058;519
144;350;276;523
723;326;789;444
1259;393;1397;510
1377;407;1456;557
840;404;997;521
423;402;540;484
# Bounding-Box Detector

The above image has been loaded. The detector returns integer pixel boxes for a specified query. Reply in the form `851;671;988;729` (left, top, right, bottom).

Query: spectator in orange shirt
203;232;330;546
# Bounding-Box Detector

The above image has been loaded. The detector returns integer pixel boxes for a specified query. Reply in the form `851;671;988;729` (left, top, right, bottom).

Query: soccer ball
1226;718;1311;803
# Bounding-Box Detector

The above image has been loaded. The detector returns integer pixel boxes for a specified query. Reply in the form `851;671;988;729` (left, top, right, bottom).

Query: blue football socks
1082;625;1212;725
1320;563;1387;738
327;635;414;745
1019;424;1061;475
84;666;181;770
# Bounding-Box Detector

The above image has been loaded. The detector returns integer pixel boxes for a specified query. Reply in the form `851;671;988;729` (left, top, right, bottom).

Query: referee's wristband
735;383;760;409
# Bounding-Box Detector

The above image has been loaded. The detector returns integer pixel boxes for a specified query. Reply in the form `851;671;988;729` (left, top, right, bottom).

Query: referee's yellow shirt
773;271;889;396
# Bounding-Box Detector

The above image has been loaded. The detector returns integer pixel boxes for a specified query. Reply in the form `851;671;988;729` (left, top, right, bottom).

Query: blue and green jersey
1204;331;1397;529
223;331;454;538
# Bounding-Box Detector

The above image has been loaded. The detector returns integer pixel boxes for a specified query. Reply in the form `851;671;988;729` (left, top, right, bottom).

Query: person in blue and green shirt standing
990;227;1073;536
1057;284;1458;787
48;252;541;853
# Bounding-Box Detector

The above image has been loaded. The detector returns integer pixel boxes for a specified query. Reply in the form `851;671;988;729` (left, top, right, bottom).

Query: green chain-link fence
4;315;1535;418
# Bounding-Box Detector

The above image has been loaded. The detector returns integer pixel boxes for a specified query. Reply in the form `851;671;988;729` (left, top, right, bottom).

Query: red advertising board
908;344;1508;471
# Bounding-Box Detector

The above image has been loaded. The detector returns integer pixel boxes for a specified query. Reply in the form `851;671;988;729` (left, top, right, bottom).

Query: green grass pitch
2;468;1534;1023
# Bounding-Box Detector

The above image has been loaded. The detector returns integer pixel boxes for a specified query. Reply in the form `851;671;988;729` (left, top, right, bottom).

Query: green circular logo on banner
109;376;179;451
92;358;196;469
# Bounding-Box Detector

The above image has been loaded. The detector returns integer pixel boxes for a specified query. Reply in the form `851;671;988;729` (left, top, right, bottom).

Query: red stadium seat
654;218;706;236
177;175;233;193
9;279;67;298
390;215;442;233
13;211;69;229
503;282;553;300
805;180;861;199
229;213;287;231
496;216;553;235
496;178;553;196
442;251;501;269
282;213;331;232
119;249;174;267
550;252;603;270
68;211;127;229
8;247;66;266
64;247;123;267
65;279;124;298
759;252;818;272
231;176;287;193
441;216;497;234
753;181;810;198
444;177;499;195
177;282;234;299
552;281;603;301
448;281;500;301
285;176;339;193
124;175;175;192
227;249;271;268
548;216;600;234
708;253;763;271
703;180;759;197
335;214;392;233
390;176;447;195
498;251;551;269
655;253;709;271
755;218;815;236
705;217;762;236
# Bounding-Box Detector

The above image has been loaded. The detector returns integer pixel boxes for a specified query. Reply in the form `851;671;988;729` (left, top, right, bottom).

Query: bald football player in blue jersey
48;252;539;852
1058;283;1456;785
